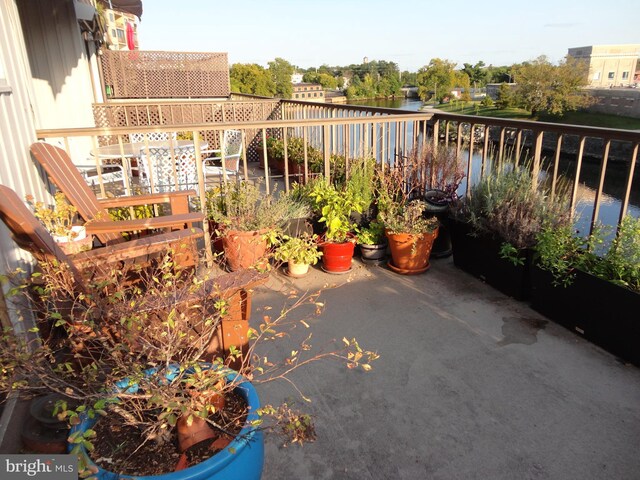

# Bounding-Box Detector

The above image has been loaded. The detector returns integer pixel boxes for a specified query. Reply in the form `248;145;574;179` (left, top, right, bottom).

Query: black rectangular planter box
448;218;532;301
531;264;640;366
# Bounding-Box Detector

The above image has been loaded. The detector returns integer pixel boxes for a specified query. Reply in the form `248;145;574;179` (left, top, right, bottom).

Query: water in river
346;97;640;232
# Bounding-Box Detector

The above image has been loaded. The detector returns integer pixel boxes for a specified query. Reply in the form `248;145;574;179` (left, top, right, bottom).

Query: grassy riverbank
430;101;640;130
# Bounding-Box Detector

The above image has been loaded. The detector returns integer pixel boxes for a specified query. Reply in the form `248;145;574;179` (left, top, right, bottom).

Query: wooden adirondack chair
0;184;266;366
0;184;204;284
30;142;204;255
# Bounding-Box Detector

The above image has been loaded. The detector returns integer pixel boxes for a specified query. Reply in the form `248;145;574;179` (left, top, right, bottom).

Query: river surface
345;97;640;232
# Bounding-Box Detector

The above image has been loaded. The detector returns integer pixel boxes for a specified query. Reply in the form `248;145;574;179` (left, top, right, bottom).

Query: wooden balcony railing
39;99;639;244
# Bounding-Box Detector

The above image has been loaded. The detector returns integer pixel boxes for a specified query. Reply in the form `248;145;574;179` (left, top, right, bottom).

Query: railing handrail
431;112;640;142
37;113;434;138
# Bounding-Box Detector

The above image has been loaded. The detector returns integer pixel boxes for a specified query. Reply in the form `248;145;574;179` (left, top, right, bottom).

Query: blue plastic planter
70;368;264;480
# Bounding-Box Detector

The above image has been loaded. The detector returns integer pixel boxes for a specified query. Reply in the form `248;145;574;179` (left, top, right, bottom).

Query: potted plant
448;161;571;300
376;167;439;275
307;179;364;274
205;181;310;271
356;219;387;266
26;192;93;255
0;254;378;478
274;233;323;277
405;142;466;258
531;216;640;365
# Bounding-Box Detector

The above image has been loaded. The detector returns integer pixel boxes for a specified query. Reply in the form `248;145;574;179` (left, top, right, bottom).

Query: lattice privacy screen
101;50;230;99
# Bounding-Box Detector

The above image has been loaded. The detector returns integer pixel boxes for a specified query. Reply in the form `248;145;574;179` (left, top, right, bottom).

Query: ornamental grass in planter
449;161;571;299
532;216;640;364
205;181;311;271
0;252;378;478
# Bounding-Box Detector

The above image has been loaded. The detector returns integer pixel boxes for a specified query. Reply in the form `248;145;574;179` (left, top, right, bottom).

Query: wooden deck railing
38;99;639;241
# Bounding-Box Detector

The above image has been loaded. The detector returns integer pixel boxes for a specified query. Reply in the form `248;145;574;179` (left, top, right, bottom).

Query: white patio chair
138;145;199;194
202;130;243;180
76;162;130;195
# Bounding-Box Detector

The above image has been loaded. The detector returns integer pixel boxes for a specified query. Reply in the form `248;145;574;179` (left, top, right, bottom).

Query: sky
137;0;639;72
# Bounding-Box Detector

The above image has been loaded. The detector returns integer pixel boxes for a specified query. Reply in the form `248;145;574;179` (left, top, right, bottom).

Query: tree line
230;55;592;116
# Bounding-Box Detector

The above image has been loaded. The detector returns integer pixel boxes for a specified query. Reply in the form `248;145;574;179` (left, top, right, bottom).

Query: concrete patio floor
252;255;640;480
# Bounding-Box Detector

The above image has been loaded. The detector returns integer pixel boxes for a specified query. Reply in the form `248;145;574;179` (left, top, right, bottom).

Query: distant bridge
401;87;419;98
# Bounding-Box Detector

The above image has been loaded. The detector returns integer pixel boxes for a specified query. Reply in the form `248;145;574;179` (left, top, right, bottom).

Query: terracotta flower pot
222;228;269;271
386;228;439;274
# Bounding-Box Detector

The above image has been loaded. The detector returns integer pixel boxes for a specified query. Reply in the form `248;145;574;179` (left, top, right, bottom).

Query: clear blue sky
137;0;638;71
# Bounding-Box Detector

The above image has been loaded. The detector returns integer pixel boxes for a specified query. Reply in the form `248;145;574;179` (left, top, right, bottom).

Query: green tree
230;63;276;97
461;61;488;86
416;58;457;102
495;83;516;109
486;65;513;84
401;71;417;87
454;71;472;101
302;72;338;90
513;55;593;116
268;57;295;99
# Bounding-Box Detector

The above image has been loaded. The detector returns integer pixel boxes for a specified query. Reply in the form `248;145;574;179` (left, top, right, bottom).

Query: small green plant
500;242;526;266
308;179;364;243
26;192;81;240
536;215;640;292
357;219;386;245
274;233;323;266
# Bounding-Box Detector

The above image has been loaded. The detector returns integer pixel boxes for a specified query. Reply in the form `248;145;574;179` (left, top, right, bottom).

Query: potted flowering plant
405;142;466;257
377;167;439;275
0;254;378;478
205;181;310;271
26;192;92;255
274;232;323;277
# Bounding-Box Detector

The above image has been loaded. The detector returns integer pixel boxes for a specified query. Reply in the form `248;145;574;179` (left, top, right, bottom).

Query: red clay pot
319;236;355;273
386;228;439;274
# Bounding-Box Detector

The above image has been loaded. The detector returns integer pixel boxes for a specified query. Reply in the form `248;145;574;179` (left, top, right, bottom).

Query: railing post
323;124;331;184
532;130;544;189
261;129;270;195
619;142;638;230
569;136;586;220
591;139;611;232
194;134;213;267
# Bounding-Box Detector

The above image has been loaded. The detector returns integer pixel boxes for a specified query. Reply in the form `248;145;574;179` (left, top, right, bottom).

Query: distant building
567;44;640;88
291;83;324;102
291;73;304;84
486;83;517;100
102;7;139;50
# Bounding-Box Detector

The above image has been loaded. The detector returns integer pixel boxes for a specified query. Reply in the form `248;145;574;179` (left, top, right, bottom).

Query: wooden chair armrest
85;213;204;235
70;228;204;270
98;190;196;208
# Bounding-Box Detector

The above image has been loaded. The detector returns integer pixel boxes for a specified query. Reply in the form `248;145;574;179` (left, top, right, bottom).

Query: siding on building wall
0;0;45;276
17;0;97;159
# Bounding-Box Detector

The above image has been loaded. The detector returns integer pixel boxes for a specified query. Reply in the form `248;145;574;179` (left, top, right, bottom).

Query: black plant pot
531;264;640;366
359;241;388;266
423;190;452;258
448;217;532;300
